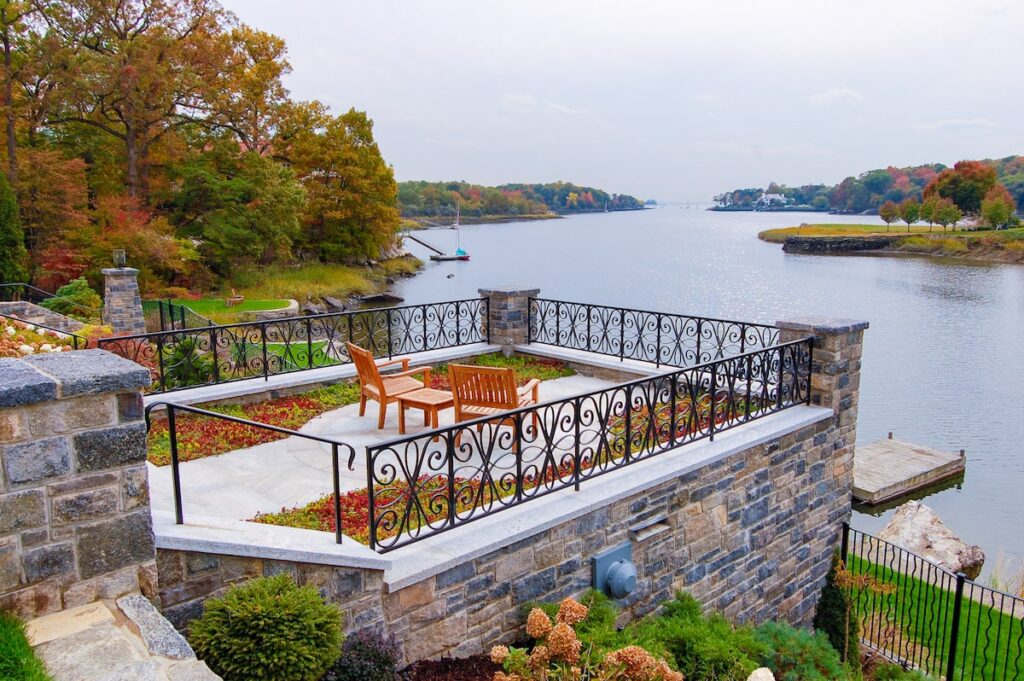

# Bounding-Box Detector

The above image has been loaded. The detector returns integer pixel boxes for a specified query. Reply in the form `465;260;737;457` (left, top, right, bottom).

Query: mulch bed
404;654;499;681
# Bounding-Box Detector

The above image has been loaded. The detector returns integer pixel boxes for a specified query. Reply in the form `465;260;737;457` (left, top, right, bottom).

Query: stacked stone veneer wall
0;301;86;333
479;287;539;351
0;350;156;618
154;318;866;663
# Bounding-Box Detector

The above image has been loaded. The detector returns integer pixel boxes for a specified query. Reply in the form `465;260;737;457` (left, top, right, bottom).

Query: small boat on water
430;202;470;261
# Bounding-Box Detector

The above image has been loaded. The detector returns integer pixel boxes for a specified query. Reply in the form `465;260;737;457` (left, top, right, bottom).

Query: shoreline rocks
877;501;985;579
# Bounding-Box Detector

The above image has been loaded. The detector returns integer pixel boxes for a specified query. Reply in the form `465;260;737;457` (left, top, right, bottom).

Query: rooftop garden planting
1;318;78;358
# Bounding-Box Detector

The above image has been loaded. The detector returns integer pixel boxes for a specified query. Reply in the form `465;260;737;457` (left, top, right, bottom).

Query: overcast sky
221;0;1023;202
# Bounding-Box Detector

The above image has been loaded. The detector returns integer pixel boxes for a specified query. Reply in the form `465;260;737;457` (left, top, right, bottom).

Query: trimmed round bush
189;573;343;681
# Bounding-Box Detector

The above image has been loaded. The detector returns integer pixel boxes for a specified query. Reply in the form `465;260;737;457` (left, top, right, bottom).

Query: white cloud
500;93;538;112
912;118;997;131
693;93;720;104
543;101;591;116
807;87;864;106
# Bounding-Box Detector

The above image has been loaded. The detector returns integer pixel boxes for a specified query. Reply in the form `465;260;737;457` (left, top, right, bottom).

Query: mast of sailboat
455;201;461;251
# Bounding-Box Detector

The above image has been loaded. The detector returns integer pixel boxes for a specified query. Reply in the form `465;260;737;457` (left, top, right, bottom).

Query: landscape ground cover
848;554;1023;680
756;224;1022;243
227;257;422;303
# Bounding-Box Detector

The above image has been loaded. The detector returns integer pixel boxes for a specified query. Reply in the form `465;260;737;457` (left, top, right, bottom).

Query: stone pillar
102;267;146;337
478;286;539;353
0;350;155;619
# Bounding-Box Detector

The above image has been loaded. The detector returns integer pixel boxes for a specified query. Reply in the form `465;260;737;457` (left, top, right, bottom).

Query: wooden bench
347;342;432;430
448;364;540;444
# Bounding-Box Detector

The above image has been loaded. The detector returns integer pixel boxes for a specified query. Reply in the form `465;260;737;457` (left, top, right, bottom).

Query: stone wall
0;301;86;333
102;267;147;337
0;350;156;618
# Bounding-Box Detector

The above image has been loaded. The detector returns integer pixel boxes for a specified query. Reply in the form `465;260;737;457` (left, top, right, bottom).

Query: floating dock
853;435;966;505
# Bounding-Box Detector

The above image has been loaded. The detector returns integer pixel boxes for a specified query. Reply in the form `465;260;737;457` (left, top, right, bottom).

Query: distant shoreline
404;206;647;228
758;223;1024;265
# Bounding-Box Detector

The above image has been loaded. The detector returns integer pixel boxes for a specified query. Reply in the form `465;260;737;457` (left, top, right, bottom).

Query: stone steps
27;598;221;681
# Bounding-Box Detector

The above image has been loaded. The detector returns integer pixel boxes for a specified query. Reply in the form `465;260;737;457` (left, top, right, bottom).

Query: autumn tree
0;168;27;282
1;1;35;182
36;0;228;198
899;198;919;232
924;160;998;214
878;200;899;231
279;104;400;262
980;184;1017;229
919;195;938;231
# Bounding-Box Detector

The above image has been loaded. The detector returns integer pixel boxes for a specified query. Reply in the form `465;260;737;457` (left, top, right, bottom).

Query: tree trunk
125;125;139;197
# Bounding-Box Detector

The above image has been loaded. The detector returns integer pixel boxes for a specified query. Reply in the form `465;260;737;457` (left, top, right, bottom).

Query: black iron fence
152;300;214;332
528;298;781;368
144;402;356;544
99;298;489;394
843;524;1023;680
365;337;812;552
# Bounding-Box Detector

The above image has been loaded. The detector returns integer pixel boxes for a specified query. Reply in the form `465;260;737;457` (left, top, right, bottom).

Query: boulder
322;296;347;312
747;669;775;681
877;501;985;579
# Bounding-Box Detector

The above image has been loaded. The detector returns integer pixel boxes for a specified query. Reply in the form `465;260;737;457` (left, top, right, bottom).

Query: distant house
753;192;790;208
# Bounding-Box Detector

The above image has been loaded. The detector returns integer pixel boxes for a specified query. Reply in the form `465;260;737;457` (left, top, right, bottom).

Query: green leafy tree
919;195;938;231
899;198;920;232
0;169;28;283
934;197;962;231
980;184;1017;229
165;142;305;276
878;200;900;231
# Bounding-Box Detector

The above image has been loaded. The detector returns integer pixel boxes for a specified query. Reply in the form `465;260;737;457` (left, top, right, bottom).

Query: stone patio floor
147;374;615;523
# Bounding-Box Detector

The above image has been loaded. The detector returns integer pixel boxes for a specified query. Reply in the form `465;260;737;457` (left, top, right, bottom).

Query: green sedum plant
189;573;342;681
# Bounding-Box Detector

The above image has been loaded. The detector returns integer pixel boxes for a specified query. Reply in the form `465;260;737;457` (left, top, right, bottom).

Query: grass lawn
172;298;291;316
226;257;422;302
0;612;51;681
848;554;1023;680
757;223;992;243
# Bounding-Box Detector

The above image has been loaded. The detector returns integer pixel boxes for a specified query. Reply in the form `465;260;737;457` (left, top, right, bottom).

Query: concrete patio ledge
152;510;391;571
143;342;500;407
514;344;670;378
381;404;832;591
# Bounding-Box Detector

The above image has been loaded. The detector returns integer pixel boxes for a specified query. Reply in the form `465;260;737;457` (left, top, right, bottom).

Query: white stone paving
147;374;615;523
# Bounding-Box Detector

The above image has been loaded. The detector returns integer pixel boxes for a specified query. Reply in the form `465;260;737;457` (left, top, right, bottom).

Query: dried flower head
605;645;657;680
490;645;510;665
546;622;581;664
655;660;684;681
494;672;523;681
556;597;589;625
528;645;551;670
526;608;553;639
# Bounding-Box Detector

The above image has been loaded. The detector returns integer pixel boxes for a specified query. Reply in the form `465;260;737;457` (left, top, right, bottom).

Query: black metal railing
0;311;86;349
365;337;812;552
144;402;356;544
100;298;489;394
528;298;781;367
153;300;214;332
843;524;1023;680
0;282;102;317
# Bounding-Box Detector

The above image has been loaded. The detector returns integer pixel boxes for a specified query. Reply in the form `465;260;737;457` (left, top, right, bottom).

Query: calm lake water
394;207;1024;579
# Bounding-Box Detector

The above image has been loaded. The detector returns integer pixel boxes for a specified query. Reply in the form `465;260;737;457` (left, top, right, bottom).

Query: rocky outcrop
878;501;985;579
782;235;899;254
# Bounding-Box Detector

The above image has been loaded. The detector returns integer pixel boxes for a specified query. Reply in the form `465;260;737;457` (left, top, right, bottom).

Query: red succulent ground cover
146;383;360;465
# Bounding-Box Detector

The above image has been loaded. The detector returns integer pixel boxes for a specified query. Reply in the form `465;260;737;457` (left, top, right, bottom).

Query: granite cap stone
478;286;540;296
23;349;151;397
775;317;869;335
0;359;58;407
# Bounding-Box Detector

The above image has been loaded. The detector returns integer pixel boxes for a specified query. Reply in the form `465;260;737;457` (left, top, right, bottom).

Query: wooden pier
853;435;966;505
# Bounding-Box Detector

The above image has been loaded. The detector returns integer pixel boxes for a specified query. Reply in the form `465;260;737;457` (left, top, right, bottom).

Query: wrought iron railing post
159;300;167;332
306;317;314;369
422;304;428;352
156;334;167;393
946;572;966;681
695;319;703;364
623;385;632;463
841;521;849;563
454;300;461;347
489;298;494;344
618;308;625;362
573;396;582;491
260;323;269;381
776;345;785;410
387;309;394;359
656;313;662;367
555;300;561;346
167;405;184;525
366;447;376;551
709;363;717;441
669;374;678;448
446;432;456;530
332;444;342;544
179;305;186;331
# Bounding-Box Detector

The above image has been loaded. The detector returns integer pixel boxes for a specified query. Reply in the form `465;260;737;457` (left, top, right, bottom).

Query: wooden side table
397;388;455;440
